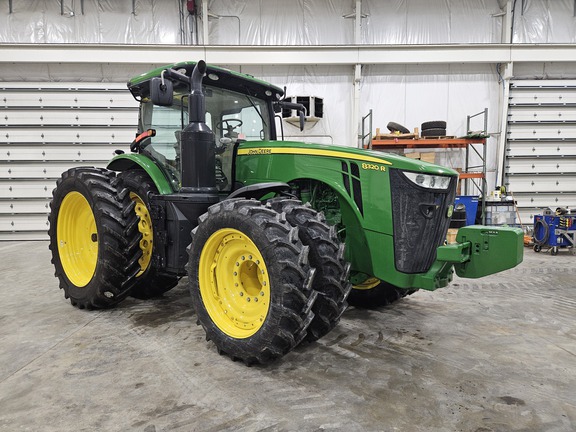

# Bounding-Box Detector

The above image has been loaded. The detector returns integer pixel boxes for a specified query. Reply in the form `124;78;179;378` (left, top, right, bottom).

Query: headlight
403;171;452;190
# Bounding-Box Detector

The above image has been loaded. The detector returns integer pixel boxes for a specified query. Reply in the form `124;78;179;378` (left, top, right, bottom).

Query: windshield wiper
244;93;267;126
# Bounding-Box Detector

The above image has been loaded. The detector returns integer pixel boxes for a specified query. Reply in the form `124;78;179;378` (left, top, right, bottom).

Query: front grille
389;168;457;274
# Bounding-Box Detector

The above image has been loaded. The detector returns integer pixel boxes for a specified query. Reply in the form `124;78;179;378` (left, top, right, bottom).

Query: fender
227;182;291;200
107;154;174;195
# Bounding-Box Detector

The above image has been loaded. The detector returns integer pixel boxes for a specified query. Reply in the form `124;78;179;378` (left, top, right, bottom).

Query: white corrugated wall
0;83;138;239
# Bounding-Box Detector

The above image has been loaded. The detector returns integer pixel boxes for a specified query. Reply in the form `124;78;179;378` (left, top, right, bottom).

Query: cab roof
128;61;284;102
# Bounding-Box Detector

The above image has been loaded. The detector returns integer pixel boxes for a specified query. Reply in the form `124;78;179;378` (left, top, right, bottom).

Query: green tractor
48;60;523;365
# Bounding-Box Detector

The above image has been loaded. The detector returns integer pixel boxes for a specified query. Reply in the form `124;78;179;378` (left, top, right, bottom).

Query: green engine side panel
107;153;174;195
234;140;458;284
235;143;374;273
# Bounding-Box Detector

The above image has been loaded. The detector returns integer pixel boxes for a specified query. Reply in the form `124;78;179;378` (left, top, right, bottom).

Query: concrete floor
0;241;575;432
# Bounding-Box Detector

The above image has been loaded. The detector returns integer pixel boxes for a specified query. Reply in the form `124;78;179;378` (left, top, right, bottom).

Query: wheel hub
199;228;270;338
57;191;98;287
130;192;153;277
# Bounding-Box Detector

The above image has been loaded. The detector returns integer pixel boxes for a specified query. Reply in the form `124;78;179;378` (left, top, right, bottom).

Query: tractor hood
237;141;459;177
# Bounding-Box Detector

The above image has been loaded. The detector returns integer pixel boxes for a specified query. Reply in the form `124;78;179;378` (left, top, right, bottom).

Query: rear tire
119;170;179;299
348;276;416;308
266;198;351;342
48;167;142;309
187;199;317;365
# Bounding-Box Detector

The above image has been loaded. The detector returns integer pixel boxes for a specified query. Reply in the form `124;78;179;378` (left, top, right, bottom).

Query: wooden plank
459;172;484;179
371;138;485;149
372;133;417;140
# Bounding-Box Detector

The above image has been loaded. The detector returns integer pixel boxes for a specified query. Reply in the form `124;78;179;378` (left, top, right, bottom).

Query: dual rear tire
48;167;142;309
49;167;179;309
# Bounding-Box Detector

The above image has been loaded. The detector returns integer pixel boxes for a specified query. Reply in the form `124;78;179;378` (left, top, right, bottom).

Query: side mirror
150;77;173;106
274;101;307;131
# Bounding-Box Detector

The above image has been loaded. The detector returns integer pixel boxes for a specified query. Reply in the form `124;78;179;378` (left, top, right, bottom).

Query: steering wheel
216;119;243;133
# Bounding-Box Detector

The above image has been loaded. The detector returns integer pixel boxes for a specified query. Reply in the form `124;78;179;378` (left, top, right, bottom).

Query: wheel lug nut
241;256;245;260
239;292;243;296
247;298;251;302
254;298;258;302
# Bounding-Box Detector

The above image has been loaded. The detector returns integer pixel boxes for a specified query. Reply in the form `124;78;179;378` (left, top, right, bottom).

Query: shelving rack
369;113;488;224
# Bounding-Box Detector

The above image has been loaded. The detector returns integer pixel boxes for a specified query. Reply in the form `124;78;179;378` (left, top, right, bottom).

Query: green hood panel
237;141;459;176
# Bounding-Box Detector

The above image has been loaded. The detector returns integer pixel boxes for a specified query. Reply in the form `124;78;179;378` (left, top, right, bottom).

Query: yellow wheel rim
198;228;270;339
57;191;98;287
130;192;153;277
353;276;381;290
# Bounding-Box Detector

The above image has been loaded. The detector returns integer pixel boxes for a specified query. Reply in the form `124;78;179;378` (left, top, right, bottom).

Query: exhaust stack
180;60;217;194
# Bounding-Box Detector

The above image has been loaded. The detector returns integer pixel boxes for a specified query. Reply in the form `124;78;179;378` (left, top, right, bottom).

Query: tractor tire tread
266;198;351;343
421;120;447;130
118;169;180;299
421;128;447;137
387;121;410;134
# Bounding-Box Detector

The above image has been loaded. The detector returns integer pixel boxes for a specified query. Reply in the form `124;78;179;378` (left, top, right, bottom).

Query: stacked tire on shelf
420;120;447;138
387;121;410;134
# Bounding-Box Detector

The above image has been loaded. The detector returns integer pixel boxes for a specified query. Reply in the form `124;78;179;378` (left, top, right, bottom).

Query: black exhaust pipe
180;60;217;194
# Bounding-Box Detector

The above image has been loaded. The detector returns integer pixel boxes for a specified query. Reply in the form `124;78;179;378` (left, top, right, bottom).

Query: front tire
187;199;317;365
48;167;142;309
348;275;416;308
119;170;179;299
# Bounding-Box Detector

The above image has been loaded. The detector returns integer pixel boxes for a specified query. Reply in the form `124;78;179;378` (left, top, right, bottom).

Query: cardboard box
420;152;436;163
446;228;459;244
403;151;436;163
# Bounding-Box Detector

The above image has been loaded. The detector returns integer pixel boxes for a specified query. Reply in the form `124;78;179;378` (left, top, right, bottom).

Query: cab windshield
139;85;271;191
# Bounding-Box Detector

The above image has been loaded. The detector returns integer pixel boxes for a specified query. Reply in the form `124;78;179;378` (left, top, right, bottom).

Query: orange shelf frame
369;137;486;150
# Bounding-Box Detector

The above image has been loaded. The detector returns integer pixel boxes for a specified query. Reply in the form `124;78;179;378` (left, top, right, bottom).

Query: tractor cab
126;62;290;193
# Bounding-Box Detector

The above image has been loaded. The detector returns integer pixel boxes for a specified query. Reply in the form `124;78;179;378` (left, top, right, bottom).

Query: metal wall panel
505;80;576;222
0;83;138;240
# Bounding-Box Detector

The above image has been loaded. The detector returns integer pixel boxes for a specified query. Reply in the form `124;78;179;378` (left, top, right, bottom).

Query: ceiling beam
1;43;576;66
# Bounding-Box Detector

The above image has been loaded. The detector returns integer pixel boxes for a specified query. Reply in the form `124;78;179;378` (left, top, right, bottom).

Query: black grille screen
389;168;457;274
